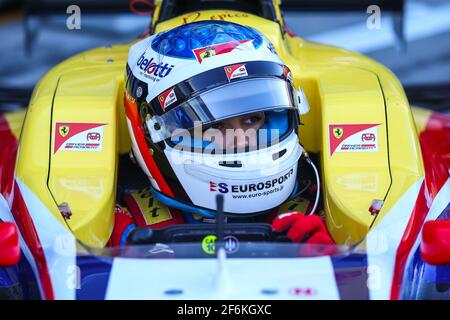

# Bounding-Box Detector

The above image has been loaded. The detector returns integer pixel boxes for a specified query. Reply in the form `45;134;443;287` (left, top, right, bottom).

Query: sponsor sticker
136;86;143;98
201;234;240;255
201;235;217;255
329;123;381;156
54;122;107;154
288;287;317;297
193;40;252;63
223;235;239;254
158;87;177;110
224;64;248;81
135;54;175;82
131;188;173;225
209;168;294;194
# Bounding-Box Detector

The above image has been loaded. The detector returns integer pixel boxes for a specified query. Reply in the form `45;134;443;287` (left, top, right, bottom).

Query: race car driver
109;20;334;248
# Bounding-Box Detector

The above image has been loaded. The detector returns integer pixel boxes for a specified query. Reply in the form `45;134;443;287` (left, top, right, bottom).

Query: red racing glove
108;205;136;248
271;212;336;256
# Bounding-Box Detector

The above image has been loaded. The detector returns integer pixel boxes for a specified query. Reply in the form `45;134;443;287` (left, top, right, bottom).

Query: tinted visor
146;78;297;143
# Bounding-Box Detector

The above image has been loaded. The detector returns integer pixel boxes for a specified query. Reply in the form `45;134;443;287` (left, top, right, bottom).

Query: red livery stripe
0;114;55;299
0;115;18;201
124;94;175;198
390;111;450;299
11;183;55;300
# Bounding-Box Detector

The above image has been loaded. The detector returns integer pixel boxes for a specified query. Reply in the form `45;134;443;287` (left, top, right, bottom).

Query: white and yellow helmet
124;20;308;217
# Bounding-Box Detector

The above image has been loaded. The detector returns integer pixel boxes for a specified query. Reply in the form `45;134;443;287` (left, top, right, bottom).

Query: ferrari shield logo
199;48;216;61
333;127;344;139
59;125;70;137
193;40;251;63
224;64;248;81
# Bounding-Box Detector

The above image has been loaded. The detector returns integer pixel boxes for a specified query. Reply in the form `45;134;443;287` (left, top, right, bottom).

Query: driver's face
203;112;265;150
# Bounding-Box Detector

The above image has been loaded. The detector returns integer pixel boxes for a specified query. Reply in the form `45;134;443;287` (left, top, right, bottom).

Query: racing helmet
124;21;309;217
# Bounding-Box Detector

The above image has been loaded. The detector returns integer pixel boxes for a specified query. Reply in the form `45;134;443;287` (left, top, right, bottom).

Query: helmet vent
218;161;242;168
272;149;287;160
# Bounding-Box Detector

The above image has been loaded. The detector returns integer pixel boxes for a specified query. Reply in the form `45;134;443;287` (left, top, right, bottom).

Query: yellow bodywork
14;2;424;247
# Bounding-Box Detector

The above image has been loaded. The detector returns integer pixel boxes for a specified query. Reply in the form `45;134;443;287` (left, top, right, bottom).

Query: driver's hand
271;212;334;245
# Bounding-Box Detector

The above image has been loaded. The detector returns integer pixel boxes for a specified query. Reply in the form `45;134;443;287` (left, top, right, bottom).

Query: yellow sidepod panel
48;68;122;247
319;67;391;245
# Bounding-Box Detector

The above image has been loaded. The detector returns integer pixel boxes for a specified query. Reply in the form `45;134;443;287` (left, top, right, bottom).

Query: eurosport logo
209;168;294;194
136;54;174;78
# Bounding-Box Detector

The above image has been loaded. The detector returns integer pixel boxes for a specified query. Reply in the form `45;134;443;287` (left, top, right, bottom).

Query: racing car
0;0;450;300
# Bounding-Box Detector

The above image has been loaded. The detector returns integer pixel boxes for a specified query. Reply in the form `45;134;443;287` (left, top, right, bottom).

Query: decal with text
158;87;177;110
329;123;381;156
54;122;107;154
193;40;252;63
224;64;248;80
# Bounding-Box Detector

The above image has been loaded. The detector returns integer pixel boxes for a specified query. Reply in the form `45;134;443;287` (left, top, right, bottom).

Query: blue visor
146;77;296;144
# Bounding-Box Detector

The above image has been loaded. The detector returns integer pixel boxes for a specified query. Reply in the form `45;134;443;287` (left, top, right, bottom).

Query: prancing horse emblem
59;125;70;137
333;127;344;139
